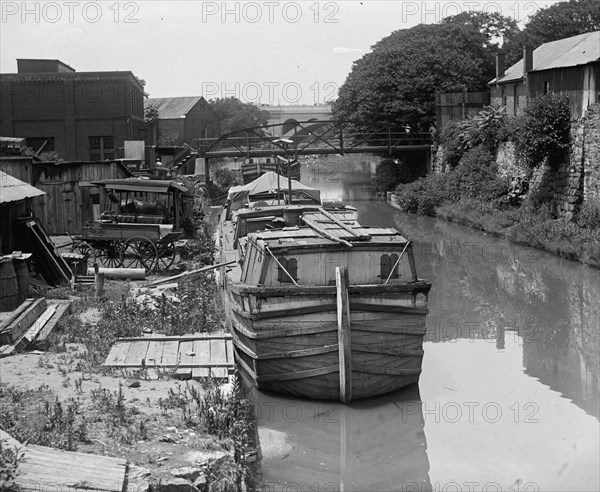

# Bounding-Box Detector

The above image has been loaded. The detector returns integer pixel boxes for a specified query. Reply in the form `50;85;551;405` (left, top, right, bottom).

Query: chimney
496;52;506;81
523;46;533;77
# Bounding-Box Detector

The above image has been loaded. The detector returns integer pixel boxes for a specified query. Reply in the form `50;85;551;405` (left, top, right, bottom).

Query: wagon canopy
91;178;188;194
227;171;320;206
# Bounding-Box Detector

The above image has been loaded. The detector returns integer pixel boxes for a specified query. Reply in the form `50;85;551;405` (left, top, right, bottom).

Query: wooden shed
0;159;131;235
0;170;45;254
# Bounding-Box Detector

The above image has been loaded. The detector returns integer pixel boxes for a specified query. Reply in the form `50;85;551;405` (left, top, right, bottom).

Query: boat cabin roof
249;225;409;252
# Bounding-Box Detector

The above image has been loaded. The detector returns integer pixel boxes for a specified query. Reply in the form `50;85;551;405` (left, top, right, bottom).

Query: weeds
0;386;88;451
0;440;22;492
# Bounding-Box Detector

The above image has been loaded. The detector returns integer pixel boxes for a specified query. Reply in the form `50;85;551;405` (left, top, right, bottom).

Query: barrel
13;258;30;304
0;258;19;311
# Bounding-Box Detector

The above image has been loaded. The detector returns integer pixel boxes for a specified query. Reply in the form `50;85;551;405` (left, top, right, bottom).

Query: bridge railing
196;121;431;158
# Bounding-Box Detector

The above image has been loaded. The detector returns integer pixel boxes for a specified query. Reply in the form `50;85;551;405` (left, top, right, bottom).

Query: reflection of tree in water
390;212;599;418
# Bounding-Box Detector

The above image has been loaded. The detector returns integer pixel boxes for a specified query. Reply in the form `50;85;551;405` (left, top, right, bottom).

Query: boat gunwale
229;281;432;297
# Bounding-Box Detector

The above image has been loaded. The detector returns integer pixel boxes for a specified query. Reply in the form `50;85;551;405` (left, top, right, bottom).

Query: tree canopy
332;1;598;132
208;97;270;135
332;12;517;132
504;0;600;65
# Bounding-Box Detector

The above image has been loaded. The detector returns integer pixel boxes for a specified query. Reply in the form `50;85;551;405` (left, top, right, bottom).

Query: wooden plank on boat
257;364;339;383
352;364;422;377
256;344;338;360
15;444;126;492
336;266;352;404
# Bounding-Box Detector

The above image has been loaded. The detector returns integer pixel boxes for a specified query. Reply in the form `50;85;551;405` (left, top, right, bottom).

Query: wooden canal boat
218;177;431;402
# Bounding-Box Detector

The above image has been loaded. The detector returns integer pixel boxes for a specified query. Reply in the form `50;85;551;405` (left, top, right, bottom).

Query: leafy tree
511;94;571;168
504;0;600;65
208;97;269;135
333;13;516;132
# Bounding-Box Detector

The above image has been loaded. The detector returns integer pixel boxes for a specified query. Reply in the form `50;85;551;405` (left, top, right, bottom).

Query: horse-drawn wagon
71;179;193;272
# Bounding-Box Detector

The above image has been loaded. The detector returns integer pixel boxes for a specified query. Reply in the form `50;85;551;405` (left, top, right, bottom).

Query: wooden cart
71;179;193;273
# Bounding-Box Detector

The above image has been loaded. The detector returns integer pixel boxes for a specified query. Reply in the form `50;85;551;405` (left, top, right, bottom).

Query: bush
577;198;600;230
439;123;464;169
511;94;571;168
438;106;508;170
394;147;510;216
373;158;425;192
447;147;510;203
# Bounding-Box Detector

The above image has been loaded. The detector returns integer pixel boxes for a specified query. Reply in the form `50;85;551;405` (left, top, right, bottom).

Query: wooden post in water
336;266;352;404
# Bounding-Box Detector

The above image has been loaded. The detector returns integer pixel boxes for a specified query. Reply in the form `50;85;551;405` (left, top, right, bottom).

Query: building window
380;254;399;280
277;257;298;283
544;81;550;94
89;136;115;161
26;137;54;152
513;85;519;115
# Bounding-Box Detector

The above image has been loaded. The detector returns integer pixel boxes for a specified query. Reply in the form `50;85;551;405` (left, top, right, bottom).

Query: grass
434;198;600;268
1;209;258;490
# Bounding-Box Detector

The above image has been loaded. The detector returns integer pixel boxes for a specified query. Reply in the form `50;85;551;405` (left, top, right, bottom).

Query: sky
1;0;562;105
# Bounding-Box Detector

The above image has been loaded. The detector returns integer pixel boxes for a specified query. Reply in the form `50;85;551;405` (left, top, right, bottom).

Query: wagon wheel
70;240;97;271
121;237;159;273
156;241;177;271
97;241;124;269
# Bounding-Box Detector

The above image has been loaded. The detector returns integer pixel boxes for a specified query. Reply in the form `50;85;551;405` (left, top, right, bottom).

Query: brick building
0;59;146;161
145;96;220;147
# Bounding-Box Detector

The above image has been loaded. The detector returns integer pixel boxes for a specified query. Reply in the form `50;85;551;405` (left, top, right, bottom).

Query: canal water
255;155;600;492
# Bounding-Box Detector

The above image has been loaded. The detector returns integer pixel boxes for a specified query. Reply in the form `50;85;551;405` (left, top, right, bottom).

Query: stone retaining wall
432;103;600;219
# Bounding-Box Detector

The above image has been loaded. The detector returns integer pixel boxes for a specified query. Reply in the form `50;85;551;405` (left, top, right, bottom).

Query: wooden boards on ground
103;333;235;380
0;299;72;357
16;445;126;492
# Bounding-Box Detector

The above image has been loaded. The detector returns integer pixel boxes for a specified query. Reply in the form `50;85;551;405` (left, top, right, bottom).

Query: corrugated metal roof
145;97;204;119
490;31;600;84
0;170;45;204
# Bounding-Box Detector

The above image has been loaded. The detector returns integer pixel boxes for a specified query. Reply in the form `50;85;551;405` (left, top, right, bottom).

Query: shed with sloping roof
145;96;220;147
0;170;45;253
489;31;600;118
0;157;132;235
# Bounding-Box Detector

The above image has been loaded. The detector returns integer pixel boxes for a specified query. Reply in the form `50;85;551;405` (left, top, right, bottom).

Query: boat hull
225;285;429;401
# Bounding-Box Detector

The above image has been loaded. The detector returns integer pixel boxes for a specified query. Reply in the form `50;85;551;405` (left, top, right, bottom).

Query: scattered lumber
14;305;57;352
7;435;127;492
0;298;46;345
86;267;146;280
0;299;72;357
148;260;236;286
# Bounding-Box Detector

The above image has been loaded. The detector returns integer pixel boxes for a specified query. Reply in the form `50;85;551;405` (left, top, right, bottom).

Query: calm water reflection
257;156;600;491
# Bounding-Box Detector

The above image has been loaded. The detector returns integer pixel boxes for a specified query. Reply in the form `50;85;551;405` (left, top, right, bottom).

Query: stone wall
583;104;600;200
430;103;600;218
497;103;600;219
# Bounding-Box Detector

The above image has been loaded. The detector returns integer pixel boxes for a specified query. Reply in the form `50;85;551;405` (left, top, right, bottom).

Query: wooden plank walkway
103;333;235;380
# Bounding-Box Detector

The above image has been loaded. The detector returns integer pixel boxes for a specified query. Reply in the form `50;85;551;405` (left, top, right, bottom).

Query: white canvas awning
227;171;320;207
